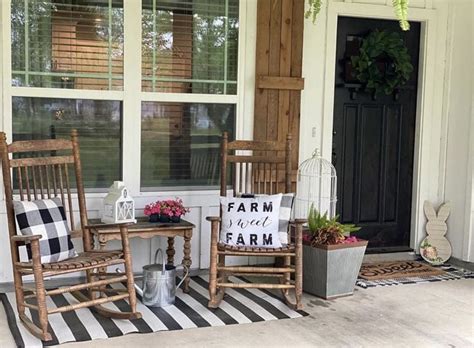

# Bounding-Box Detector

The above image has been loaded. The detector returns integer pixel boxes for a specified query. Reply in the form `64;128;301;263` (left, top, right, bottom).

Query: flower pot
303;240;368;299
148;214;159;223
159;215;171;223
170;216;181;223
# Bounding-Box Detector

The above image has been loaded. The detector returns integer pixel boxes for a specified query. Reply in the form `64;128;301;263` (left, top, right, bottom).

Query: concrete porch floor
0;278;472;347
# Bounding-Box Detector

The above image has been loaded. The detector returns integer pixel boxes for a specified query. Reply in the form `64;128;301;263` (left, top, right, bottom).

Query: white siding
442;0;474;261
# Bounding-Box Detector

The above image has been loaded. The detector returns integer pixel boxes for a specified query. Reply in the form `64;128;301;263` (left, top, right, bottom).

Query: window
9;1;239;191
12;97;122;189
11;0;124;90
141;0;239;94
140;0;238;189
141;102;234;189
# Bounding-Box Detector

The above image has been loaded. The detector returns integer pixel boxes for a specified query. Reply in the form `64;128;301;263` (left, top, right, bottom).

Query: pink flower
144;198;190;218
423;246;438;260
340;236;359;244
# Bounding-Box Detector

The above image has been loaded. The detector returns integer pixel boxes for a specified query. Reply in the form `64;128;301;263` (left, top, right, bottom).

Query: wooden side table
88;217;195;293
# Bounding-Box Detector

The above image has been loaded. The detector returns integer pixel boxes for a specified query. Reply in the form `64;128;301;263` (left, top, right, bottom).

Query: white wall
300;0;473;261
442;0;473;261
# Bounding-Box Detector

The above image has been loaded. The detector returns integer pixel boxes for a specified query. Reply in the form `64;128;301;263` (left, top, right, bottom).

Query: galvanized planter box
303;240;368;299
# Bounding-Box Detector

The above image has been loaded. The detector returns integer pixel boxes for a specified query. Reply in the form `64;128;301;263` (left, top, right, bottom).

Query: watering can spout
134;283;143;297
116;268;143;296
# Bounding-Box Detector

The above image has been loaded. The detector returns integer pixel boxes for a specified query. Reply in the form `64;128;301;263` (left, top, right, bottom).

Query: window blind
141;101;235;189
11;0;124;90
142;0;239;94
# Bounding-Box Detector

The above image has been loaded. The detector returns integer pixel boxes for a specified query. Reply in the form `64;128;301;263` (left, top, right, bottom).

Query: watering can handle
154;248;166;274
176;264;189;289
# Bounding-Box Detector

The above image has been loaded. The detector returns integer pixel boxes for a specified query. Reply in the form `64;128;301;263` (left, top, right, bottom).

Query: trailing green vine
392;0;410;31
304;0;322;24
305;0;411;31
350;30;413;95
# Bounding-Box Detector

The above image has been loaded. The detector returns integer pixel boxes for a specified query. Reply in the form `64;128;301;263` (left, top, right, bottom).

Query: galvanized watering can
134;249;189;307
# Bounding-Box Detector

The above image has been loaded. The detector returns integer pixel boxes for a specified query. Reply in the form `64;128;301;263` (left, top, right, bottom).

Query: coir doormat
0;275;307;347
358;261;445;280
356;261;473;289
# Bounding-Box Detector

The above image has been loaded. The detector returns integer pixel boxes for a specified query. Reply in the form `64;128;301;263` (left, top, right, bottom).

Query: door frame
300;1;448;252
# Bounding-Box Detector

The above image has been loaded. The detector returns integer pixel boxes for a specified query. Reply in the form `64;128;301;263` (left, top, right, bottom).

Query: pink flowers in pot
144;198;190;223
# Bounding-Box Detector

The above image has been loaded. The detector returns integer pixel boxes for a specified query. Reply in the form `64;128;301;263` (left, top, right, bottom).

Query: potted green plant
303;205;367;299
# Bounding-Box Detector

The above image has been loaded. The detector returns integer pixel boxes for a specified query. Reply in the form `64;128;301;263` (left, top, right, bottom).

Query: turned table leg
182;229;192;293
166;237;175;265
98;235;107;251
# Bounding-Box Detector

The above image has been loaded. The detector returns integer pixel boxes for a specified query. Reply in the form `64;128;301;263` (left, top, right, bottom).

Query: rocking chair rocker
0;130;141;341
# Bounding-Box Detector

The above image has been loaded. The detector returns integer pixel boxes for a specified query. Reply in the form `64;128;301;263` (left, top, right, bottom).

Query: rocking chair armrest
206;216;221;222
289;220;306;246
11;234;42;243
290;219;307;226
290;219;308;227
207;216;221;242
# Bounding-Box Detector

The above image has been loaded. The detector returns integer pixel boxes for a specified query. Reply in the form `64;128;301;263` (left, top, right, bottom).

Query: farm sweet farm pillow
219;194;282;248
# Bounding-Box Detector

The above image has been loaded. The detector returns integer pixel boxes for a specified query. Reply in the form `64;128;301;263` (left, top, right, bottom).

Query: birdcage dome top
298;149;336;177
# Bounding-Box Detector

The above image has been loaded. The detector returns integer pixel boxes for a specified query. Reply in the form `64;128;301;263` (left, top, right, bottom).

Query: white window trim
1;0;253;198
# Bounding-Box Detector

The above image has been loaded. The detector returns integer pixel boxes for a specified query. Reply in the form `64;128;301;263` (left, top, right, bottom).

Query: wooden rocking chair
207;132;306;310
0;130;141;341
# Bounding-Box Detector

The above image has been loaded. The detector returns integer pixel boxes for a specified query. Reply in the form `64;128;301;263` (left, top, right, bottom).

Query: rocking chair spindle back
207;132;305;310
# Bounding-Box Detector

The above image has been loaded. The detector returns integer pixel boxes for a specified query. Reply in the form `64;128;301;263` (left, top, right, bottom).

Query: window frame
1;0;251;197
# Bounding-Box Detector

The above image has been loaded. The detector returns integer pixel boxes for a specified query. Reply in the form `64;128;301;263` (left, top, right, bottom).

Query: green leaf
392;0;410;31
305;0;322;24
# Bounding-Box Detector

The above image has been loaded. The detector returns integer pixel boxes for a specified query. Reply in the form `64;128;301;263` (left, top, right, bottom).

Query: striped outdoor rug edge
1;275;308;348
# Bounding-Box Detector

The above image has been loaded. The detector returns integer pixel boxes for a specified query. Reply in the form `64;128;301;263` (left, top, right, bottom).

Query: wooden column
253;0;305;177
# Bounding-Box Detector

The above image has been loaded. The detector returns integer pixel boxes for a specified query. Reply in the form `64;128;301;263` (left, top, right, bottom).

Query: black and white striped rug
1;275;307;347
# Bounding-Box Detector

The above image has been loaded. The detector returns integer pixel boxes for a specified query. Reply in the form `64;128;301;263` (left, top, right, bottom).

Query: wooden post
71;129;90;251
31;239;51;340
220;132;228;197
207;217;220;307
120;224;137;314
0;132;27;317
285;133;292;192
253;0;305;182
294;220;304;310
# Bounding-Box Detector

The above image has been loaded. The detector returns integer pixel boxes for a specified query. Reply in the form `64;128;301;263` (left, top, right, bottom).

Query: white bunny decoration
420;201;452;265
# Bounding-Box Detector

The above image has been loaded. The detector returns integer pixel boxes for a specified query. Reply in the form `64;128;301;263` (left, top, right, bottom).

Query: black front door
332;17;420;251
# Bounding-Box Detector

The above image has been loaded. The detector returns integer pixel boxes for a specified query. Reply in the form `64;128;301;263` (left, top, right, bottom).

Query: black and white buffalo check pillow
277;193;295;244
14;198;77;263
238;193;295;244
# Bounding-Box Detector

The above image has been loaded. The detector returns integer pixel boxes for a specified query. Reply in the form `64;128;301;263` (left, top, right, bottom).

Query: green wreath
351;30;413;95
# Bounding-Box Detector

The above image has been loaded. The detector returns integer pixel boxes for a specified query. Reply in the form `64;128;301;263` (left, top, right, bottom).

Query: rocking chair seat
18;250;124;270
217;242;295;253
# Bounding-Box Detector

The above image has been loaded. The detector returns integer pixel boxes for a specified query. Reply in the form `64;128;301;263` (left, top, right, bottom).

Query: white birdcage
101;181;137;224
294;149;337;219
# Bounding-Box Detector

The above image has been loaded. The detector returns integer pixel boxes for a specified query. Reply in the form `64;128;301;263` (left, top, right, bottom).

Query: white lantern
294;149;337;220
101;181;137;224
